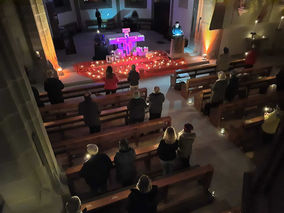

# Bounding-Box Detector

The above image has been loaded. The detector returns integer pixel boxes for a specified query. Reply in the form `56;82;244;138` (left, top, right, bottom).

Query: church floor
51;30;284;212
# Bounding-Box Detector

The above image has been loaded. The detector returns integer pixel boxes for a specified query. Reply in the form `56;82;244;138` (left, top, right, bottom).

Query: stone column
0;1;69;212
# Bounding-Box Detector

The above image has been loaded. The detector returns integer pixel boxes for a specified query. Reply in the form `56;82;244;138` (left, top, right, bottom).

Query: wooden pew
170;59;246;88
81;164;214;212
209;92;282;127
40;88;147;121
39;80;129;103
65;144;159;195
181;66;272;99
52;116;171;156
44;106;128;134
65;144;159;178
194;76;277;112
243;116;264;129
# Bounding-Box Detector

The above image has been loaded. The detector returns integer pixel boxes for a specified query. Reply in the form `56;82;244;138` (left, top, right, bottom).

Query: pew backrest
81;164;214;211
52;116;171;155
40;80;129;103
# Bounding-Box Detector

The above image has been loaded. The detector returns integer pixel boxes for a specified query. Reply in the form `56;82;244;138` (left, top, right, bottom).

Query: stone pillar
0;1;69;212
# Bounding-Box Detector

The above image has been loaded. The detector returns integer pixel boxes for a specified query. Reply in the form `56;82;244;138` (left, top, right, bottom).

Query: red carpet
74;51;190;82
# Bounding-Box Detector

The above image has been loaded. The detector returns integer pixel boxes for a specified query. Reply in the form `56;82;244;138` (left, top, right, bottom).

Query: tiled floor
53;29;284;212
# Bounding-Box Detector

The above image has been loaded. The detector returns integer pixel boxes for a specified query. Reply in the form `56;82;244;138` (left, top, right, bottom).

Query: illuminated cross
109;28;145;56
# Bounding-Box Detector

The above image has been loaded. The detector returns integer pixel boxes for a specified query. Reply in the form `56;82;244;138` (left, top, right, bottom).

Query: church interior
0;0;284;212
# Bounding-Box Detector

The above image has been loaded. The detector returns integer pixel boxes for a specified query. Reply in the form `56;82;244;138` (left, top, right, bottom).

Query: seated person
65;196;87;213
44;70;64;104
80;144;113;194
114;139;137;186
225;70;239;102
78;92;101;134
127;90;147;124
127;175;158;213
203;71;228;115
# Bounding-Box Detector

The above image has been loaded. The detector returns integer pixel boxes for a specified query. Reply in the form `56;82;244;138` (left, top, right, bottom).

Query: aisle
139;75;254;212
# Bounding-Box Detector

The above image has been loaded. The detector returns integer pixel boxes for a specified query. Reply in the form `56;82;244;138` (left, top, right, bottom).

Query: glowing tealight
263;106;270;112
245;52;248;56
281;16;284;20
255;20;259;24
220;128;225;135
84;153;91;161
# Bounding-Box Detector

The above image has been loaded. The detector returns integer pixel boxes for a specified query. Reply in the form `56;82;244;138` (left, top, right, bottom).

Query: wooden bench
39;80;129;103
181;66;272;99
194;76;277;112
209;92;282;127
243;116;264;129
40;88;147;121
44;106;128;134
170;59;246;88
52;116;171;155
65;144;159;195
81;164;214;212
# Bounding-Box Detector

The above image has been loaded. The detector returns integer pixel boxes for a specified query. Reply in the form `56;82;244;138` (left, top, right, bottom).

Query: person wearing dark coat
31;86;44;107
128;65;140;90
95;8;102;30
44;70;64;104
78;92;101;133
149;86;165;120
114;139;136;186
225;71;239;102
276;68;284;92
157;127;178;175
203;71;228;115
127;90;147;124
80;144;112;194
127;175;158;213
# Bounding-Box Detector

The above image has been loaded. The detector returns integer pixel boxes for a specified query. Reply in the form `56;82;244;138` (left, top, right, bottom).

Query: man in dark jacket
127;90;147;124
78;92;101;133
31;86;44;107
44;70;64;104
80;144;112;194
149;86;165;120
127;175;158;213
128;65;140;90
95;8;102;30
225;71;239;102
114;139;136;186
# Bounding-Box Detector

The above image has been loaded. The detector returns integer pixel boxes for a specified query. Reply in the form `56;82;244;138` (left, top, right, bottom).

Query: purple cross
109;28;145;56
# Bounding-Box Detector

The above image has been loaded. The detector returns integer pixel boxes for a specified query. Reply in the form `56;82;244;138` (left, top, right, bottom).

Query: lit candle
278;16;284;29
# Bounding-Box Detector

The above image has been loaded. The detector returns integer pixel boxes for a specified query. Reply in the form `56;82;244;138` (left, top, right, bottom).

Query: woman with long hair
157;127;178;175
103;66;119;95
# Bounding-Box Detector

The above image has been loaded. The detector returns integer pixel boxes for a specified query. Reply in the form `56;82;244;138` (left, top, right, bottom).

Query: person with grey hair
65;196;87;213
44;69;64;104
78;92;101;133
114;139;137;186
80;144;112;194
149;86;165;120
127;175;158;213
127;90;147;124
203;71;228;115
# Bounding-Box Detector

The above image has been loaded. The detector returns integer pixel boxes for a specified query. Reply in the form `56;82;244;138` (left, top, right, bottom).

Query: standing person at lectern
95;8;102;31
128;65;140;90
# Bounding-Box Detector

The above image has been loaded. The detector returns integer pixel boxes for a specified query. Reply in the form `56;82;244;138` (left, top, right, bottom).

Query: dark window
125;0;147;8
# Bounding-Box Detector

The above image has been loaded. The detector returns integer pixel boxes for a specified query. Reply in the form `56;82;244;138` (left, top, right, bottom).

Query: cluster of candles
75;51;187;81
